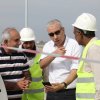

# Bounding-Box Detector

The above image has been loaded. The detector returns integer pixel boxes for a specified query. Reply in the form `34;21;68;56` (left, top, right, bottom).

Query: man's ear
4;40;8;44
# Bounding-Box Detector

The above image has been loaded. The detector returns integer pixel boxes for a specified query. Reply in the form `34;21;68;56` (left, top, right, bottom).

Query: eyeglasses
48;29;61;37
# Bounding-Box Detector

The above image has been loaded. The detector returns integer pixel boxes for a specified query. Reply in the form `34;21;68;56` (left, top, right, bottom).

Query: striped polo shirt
0;47;29;99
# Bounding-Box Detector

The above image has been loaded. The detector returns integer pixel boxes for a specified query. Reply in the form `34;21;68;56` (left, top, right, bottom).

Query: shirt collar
86;37;98;47
88;37;98;44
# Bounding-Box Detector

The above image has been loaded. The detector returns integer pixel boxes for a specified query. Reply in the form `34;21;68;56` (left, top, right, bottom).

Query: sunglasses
48;29;61;37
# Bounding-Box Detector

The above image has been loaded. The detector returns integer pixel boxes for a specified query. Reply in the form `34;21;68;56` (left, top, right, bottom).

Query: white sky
0;0;100;41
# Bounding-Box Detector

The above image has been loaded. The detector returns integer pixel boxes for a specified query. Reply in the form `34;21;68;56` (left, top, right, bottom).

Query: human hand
53;47;66;56
45;83;64;92
17;77;31;90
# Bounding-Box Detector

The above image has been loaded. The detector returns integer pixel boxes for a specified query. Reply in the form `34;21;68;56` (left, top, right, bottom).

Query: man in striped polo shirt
0;28;31;100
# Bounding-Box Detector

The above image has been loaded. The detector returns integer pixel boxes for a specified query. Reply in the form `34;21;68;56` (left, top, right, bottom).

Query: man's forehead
48;24;60;30
10;31;20;39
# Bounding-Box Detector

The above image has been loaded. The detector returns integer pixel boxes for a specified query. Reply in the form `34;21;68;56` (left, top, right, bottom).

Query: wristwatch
62;82;67;89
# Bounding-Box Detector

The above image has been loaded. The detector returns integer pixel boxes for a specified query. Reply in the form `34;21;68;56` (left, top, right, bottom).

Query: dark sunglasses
48;29;61;37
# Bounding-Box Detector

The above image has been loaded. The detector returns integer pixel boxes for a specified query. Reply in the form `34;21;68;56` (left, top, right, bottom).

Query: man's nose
53;34;58;38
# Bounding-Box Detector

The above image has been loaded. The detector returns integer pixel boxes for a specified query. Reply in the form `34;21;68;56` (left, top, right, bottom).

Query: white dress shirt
40;37;82;89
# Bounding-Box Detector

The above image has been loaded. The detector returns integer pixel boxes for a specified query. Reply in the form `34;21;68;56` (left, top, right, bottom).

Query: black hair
78;28;95;38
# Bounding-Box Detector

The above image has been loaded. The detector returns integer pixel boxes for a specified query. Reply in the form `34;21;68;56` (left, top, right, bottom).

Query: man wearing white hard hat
72;13;100;100
20;28;44;100
20;27;36;64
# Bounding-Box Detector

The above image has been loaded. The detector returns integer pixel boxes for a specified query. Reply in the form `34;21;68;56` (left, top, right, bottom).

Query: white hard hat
20;27;36;41
72;13;97;31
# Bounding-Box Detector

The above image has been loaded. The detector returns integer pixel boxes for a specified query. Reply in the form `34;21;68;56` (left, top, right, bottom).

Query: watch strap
62;82;67;88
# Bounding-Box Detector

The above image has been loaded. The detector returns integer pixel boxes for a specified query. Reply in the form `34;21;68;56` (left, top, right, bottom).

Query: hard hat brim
20;37;35;41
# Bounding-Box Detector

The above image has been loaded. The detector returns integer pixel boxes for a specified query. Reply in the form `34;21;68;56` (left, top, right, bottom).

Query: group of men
0;12;100;100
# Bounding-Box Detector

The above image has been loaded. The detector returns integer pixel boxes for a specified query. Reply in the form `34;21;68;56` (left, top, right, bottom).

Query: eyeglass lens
48;30;61;37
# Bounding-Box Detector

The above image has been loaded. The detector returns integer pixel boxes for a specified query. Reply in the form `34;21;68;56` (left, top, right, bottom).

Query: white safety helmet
20;27;36;41
72;13;97;31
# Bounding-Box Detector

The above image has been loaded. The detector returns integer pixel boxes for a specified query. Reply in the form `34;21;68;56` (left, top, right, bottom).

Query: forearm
40;46;66;69
4;81;20;90
64;69;77;86
40;56;55;69
23;70;32;81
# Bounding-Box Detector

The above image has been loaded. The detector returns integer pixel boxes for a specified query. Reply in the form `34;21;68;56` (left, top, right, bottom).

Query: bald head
47;19;63;31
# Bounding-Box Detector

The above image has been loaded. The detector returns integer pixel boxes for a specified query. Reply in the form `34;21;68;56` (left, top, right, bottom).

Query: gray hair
1;27;17;43
47;19;63;29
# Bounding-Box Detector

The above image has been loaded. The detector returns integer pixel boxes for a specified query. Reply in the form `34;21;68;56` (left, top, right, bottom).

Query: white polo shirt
40;37;82;89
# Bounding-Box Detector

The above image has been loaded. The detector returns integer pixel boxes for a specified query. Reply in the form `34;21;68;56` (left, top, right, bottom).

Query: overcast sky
0;0;100;42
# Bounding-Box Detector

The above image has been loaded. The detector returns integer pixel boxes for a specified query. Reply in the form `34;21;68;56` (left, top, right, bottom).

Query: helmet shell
20;28;36;41
72;13;97;31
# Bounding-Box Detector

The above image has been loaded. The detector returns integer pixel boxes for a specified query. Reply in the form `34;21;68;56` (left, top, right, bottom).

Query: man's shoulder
67;37;79;44
44;40;54;47
42;40;54;52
